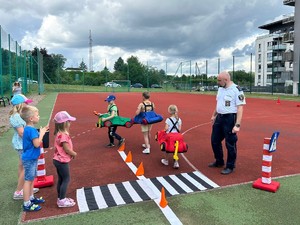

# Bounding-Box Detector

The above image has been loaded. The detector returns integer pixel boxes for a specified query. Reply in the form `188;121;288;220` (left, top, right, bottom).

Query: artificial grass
1;92;300;224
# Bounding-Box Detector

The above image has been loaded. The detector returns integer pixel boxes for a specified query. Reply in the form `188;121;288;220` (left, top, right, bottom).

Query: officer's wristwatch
235;124;240;128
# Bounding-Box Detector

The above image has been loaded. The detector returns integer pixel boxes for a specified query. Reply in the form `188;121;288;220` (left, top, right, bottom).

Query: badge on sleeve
238;94;245;101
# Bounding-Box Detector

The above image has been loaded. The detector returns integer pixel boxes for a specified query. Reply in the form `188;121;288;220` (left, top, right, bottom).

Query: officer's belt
217;113;236;117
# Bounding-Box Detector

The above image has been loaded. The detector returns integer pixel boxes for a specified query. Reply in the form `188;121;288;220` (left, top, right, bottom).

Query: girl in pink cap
53;111;77;208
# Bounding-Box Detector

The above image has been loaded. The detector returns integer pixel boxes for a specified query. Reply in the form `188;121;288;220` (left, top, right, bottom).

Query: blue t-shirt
9;113;26;150
22;126;40;160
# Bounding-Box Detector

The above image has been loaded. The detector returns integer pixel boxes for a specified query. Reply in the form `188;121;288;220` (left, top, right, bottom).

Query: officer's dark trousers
211;113;238;169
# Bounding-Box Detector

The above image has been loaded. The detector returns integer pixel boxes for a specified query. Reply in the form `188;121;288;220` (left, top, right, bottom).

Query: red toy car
155;130;188;153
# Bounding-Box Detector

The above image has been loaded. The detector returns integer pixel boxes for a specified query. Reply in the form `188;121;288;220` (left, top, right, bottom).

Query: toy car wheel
125;121;132;128
160;143;166;151
104;121;112;127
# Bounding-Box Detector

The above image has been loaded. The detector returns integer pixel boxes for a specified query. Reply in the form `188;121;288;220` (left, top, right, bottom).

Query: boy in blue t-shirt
21;105;49;211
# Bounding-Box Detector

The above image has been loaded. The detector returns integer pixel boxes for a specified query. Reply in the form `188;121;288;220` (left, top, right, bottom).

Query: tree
79;61;88;71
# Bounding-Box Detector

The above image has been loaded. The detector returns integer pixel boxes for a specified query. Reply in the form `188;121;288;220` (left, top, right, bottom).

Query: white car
104;82;121;87
18;78;38;84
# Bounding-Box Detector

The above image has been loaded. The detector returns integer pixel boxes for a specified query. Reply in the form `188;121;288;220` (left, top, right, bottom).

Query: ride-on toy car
94;111;133;128
155;130;188;153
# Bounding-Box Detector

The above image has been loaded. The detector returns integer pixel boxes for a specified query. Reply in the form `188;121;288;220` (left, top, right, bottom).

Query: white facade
255;33;293;87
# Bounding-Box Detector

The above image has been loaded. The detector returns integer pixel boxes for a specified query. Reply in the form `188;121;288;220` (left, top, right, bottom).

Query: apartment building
255;0;300;94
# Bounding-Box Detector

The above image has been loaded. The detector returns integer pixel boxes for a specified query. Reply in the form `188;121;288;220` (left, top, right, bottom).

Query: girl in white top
161;105;182;169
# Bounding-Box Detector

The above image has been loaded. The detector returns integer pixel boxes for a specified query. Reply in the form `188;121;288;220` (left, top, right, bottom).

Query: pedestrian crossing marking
76;171;219;213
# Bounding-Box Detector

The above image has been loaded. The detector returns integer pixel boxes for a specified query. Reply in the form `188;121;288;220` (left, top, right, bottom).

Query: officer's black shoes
221;168;234;175
208;162;224;168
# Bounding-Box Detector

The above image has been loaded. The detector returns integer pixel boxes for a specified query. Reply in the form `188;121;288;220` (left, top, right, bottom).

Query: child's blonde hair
168;105;179;119
20;105;38;123
9;103;24;116
54;122;69;135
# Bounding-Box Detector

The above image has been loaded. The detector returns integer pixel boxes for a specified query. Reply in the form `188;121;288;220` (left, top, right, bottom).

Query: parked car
151;84;162;88
18;78;38;84
131;83;143;88
104;82;121;87
240;87;250;92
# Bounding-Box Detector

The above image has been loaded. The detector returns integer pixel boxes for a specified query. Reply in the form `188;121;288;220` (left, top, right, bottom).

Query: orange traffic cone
136;162;144;176
118;142;126;151
159;187;168;208
276;97;281;104
125;151;132;163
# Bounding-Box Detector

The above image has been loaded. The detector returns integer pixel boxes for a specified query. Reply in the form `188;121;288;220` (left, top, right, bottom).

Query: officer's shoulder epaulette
236;85;242;91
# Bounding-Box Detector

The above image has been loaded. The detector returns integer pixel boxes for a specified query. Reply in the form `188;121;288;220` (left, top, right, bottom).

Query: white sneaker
142;148;150;154
173;161;179;169
57;198;76;208
161;159;169;166
142;144;146;148
33;188;39;194
13;188;39;200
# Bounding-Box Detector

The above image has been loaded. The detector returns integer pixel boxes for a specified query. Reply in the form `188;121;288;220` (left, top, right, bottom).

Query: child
53;111;77;208
20;105;49;211
161;105;182;169
9;94;39;200
100;95;125;147
12;81;22;96
135;92;155;154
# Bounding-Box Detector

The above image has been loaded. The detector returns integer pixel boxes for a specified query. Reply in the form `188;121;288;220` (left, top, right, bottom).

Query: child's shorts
23;159;38;181
141;124;152;132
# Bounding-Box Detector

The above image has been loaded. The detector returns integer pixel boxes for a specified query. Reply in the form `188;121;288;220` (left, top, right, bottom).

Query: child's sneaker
173;161;179;169
31;197;45;204
106;143;115;148
161;159;169;166
13;191;23;200
118;138;125;147
14;188;39;200
142;148;150;154
57;198;76;208
23;202;41;211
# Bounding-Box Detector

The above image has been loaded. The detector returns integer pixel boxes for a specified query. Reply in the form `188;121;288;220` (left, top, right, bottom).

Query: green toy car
94;111;133;128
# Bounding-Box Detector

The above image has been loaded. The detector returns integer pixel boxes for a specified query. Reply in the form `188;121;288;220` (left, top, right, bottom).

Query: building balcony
272;44;287;50
283;0;295;6
273;56;283;61
283;32;294;43
274;67;285;72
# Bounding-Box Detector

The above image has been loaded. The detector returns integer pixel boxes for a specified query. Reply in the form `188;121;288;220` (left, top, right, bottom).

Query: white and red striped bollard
34;144;54;188
252;138;280;192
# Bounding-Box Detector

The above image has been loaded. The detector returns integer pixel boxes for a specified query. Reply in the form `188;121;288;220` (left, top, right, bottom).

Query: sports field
1;92;300;225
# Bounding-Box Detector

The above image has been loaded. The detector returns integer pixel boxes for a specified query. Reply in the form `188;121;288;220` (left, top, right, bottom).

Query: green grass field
1;91;300;225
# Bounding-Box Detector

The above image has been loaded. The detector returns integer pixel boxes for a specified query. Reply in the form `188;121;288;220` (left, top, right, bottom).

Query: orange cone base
34;175;54;188
252;178;280;193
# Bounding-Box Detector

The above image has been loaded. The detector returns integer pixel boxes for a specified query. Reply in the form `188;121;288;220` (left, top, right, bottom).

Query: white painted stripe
263;144;270;150
263;155;272;161
37;169;46;176
107;184;126;205
92;186;108;209
76;188;89;213
153;198;183;225
262;177;272;184
193;171;220;188
38;158;45;165
119;151;127;161
262;166;272;173
156;176;179;195
169;175;193;193
181;173;207;190
122;181;143;202
138;179;160;199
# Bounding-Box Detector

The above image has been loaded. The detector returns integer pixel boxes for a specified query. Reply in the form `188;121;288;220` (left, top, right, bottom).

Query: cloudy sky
0;0;294;75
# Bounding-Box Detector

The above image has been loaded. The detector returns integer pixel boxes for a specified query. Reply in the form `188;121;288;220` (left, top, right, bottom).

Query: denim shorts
23;159;38;181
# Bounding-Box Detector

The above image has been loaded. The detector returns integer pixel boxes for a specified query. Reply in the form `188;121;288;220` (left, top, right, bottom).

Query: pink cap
53;111;76;123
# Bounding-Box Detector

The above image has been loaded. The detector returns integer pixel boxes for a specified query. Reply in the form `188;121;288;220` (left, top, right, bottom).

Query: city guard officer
209;71;246;175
